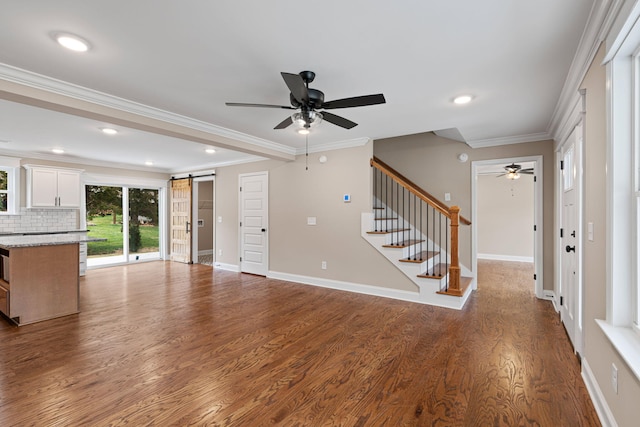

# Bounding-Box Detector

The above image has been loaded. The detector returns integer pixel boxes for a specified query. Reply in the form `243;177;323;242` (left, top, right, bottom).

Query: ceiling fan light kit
226;70;386;133
498;163;534;179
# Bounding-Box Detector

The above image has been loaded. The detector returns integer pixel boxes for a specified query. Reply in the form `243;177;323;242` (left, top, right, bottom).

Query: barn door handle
565;245;575;253
186;221;191;233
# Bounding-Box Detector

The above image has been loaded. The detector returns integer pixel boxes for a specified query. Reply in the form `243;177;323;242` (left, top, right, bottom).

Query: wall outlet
218;249;223;256
321;261;327;270
444;192;451;202
611;363;618;394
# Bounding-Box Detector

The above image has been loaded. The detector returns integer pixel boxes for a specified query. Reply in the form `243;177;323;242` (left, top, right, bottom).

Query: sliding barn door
170;178;192;264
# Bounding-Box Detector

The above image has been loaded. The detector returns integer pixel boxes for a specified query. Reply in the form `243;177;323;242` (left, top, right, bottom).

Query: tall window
602;4;640;370
0;157;20;215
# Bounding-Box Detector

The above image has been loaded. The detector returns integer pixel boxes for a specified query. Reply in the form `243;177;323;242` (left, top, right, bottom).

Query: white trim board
213;262;239;272
582;357;618;427
477;253;534;263
268;271;422;305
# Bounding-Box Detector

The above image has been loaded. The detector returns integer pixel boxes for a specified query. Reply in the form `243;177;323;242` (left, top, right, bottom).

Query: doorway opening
471;156;544;297
192;178;215;266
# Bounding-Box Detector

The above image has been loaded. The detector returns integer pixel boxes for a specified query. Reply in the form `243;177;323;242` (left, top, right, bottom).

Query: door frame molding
238;171;269;275
471;155;544;297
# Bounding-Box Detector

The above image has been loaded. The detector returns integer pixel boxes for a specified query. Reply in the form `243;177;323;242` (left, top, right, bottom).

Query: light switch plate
307;217;317;225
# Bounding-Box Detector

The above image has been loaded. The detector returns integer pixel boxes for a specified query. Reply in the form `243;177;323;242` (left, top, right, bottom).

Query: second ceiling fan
226;70;386;133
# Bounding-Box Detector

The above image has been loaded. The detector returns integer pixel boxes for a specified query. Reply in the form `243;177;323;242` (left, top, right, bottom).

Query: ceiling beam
0;78;295;162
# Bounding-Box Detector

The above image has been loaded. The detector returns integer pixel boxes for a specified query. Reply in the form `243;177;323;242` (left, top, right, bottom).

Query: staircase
361;157;474;310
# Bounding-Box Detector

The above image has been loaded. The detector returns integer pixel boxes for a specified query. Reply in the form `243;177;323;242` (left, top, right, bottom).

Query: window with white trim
0;157;21;215
598;4;640;381
634;49;640;331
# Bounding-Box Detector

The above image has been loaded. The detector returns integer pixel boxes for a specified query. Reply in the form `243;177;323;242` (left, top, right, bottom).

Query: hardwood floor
0;260;600;426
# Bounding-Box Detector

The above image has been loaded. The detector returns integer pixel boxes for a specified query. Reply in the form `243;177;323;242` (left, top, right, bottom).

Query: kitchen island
0;233;104;326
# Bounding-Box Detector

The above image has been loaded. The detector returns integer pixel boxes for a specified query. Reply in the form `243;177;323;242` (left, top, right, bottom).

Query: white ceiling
0;1;596;173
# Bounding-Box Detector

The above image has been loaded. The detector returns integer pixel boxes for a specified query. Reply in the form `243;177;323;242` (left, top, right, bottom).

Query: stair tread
399;251;438;263
382;239;424;248
417;262;449;278
367;228;410;235
437;276;473;297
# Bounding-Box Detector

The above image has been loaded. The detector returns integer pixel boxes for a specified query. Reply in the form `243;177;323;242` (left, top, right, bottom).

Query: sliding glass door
86;185;161;267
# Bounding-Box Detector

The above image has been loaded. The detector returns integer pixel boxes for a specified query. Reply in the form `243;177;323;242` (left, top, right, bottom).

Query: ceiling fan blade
321;111;358;129
274;116;293;130
225;102;295;109
520;168;534;173
322;94;386;110
281;72;309;104
521;171;535;174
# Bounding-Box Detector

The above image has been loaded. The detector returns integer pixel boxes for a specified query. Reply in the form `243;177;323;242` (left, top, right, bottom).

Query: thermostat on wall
343;194;351;203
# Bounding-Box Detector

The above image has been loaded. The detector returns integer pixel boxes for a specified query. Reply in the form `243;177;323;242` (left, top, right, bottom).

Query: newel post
447;206;463;296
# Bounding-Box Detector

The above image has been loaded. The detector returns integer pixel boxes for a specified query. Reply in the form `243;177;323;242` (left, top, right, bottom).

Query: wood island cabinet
0;244;79;325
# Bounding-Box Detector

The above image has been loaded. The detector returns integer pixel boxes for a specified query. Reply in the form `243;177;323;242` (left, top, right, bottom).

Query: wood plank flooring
0;260;600;426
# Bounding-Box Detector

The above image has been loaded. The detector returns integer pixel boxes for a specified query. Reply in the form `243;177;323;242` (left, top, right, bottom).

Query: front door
170;178;192;264
239;172;268;276
559;125;582;354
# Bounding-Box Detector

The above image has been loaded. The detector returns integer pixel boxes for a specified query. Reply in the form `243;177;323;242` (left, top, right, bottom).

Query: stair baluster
370;157;470;295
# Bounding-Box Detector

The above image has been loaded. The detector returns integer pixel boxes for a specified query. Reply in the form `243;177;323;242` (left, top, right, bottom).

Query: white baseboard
478;253;534;263
268;271;422;304
198;249;214;256
582;357;617;427
214;262;239;272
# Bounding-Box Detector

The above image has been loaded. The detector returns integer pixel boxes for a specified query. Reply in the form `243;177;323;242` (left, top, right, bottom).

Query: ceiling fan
225;70;386;133
498;163;534;180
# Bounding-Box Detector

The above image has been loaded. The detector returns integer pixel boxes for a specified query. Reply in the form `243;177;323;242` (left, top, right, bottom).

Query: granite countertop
0;233;106;249
0;230;90;236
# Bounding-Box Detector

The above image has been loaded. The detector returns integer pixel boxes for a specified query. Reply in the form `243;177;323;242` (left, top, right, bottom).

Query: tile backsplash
0;208;78;233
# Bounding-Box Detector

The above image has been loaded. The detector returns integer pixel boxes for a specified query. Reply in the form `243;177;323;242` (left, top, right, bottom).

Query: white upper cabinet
23;165;83;208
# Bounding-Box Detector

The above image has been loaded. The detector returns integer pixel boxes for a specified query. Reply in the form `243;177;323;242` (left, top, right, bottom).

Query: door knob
565;245;575;253
261;228;266;232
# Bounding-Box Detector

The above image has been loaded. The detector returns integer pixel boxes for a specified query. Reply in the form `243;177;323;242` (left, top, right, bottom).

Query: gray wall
477;174;534;260
214;142;417;292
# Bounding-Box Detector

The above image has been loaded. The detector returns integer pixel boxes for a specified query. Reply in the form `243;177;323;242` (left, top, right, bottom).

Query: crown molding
0;63;296;157
168;155;267;174
294;137;371;155
548;0;624;140
467;132;551;148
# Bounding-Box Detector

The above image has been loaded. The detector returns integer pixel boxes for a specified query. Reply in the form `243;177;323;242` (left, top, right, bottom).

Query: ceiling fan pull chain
305;134;309;171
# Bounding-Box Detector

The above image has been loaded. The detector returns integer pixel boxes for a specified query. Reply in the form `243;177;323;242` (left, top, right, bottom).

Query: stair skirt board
268;271;471;310
361;211;473;310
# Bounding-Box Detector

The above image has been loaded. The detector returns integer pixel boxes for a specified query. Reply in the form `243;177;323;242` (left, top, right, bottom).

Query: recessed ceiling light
100;127;118;135
453;95;473;105
52;148;65;154
205;148;216;154
54;33;90;52
145;161;154;166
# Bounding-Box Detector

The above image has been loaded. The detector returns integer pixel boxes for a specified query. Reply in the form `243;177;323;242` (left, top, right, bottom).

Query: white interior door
239;172;268;276
559;125;583;354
